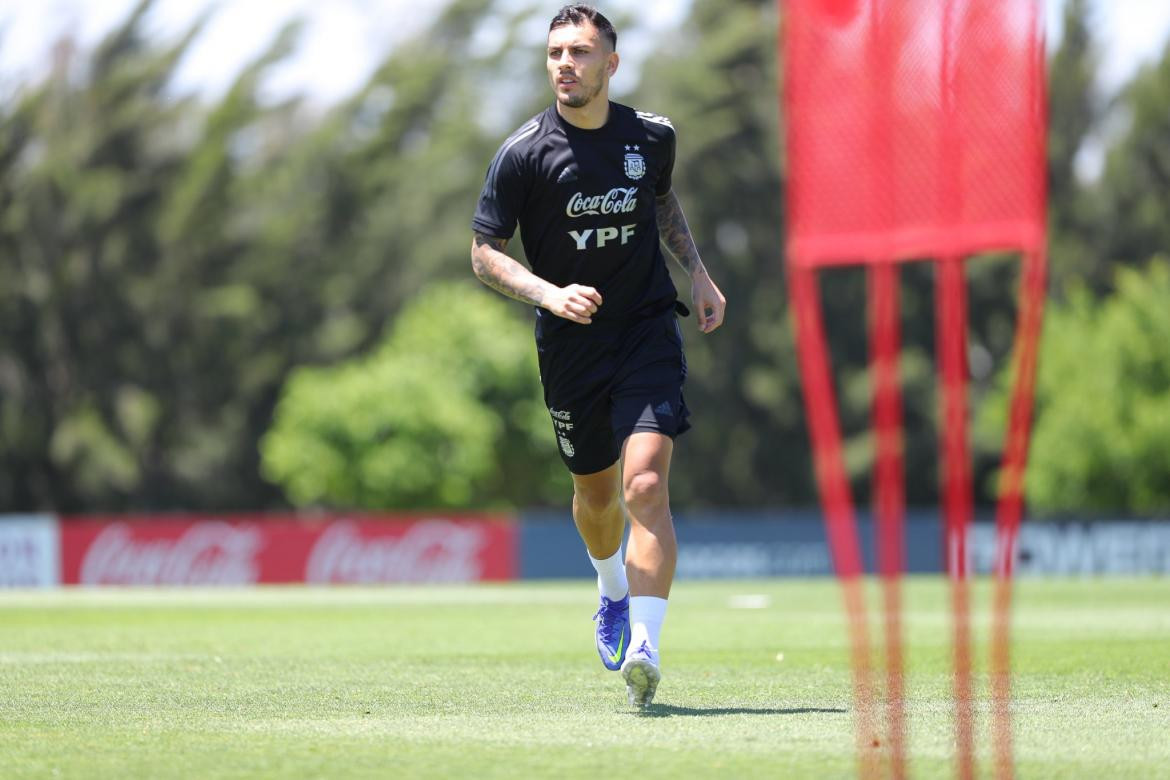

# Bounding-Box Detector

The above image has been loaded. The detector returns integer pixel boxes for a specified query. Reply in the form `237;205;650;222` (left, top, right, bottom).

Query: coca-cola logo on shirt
305;520;488;583
79;523;263;585
566;188;639;218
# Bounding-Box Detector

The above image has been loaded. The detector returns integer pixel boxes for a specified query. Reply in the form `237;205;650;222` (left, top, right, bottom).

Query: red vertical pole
937;0;976;771
991;247;1047;780
869;261;906;779
936;256;975;780
789;264;878;779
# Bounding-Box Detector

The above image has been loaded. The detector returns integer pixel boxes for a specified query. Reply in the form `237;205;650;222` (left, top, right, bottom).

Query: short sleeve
472;142;527;239
656;123;676;198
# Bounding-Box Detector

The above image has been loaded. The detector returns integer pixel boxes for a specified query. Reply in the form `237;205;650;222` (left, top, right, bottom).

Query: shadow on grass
632;704;847;718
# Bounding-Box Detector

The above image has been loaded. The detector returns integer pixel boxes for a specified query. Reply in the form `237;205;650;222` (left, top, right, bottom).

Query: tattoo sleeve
656;191;707;277
471;232;550;307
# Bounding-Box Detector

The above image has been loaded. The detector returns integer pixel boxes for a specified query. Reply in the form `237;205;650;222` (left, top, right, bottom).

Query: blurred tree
973;3;1170;516
1046;0;1107;293
979;261;1170;514
0;0;350;511
261;281;569;509
1096;37;1170;286
0;0;549;512
0;0;248;510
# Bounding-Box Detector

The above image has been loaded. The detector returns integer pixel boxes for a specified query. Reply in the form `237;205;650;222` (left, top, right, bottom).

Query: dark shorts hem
619;417;692;443
564;455;621;477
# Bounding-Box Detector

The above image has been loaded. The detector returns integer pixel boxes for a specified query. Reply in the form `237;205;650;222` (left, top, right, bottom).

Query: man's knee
574;476;620;517
623;468;668;514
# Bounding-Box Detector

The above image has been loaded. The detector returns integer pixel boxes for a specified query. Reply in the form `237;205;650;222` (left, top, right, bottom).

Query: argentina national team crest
623;145;645;181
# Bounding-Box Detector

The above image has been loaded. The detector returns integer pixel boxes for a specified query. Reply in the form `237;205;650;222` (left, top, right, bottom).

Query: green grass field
2;578;1168;778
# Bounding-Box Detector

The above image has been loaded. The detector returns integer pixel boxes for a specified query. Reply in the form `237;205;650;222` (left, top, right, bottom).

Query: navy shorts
536;307;691;475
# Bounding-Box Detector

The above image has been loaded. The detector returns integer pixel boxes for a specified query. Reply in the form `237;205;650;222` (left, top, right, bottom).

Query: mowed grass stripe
1;578;1167;779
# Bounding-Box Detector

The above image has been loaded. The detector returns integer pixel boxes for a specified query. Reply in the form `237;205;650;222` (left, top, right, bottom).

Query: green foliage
0;3;252;510
1097;37;1170;284
1046;0;1107;293
261;282;568;509
980;261;1170;513
0;0;543;511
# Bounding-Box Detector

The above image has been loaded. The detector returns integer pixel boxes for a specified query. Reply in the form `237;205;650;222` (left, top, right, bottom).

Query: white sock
629;596;668;665
588;548;629;601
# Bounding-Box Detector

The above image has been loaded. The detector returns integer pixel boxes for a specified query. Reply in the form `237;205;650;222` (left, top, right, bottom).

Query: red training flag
782;2;1047;778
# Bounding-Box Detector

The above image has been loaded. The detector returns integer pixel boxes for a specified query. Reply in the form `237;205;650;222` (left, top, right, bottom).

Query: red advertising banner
59;514;516;585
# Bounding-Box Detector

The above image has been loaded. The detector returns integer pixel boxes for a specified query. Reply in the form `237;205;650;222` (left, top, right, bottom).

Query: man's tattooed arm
655;191;728;334
471;232;603;324
655;191;708;278
471;232;552;307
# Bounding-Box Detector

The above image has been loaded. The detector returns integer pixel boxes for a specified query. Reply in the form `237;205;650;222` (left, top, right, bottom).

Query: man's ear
607;51;620;78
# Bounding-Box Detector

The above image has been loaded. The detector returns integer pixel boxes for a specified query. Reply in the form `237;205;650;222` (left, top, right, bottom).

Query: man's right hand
544;284;603;324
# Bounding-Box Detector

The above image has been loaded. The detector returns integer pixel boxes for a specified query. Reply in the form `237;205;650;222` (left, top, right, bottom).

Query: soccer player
470;4;726;708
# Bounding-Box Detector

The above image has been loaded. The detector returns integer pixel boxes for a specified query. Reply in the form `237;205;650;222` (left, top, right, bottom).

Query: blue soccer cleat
621;640;661;709
593;594;630;671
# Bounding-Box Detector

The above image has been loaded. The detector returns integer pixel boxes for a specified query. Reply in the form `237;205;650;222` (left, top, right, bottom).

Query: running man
470;4;726;708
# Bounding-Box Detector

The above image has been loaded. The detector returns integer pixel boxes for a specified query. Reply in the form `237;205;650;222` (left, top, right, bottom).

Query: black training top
472;101;679;342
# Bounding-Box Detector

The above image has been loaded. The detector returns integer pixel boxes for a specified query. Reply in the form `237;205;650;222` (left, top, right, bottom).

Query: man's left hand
691;270;726;334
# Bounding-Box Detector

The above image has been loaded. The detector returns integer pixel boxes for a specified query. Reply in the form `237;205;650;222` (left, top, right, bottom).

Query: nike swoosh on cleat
606;627;626;664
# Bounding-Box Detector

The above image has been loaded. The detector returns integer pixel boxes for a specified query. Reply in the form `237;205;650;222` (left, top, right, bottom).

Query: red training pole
936;256;975;780
869;261;907;779
991;247;1048;780
789;264;879;778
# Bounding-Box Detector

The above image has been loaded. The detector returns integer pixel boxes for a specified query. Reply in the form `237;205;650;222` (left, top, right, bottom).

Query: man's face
546;22;616;109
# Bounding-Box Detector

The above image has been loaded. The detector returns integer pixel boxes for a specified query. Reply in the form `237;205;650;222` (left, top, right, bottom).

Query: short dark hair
549;5;617;51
